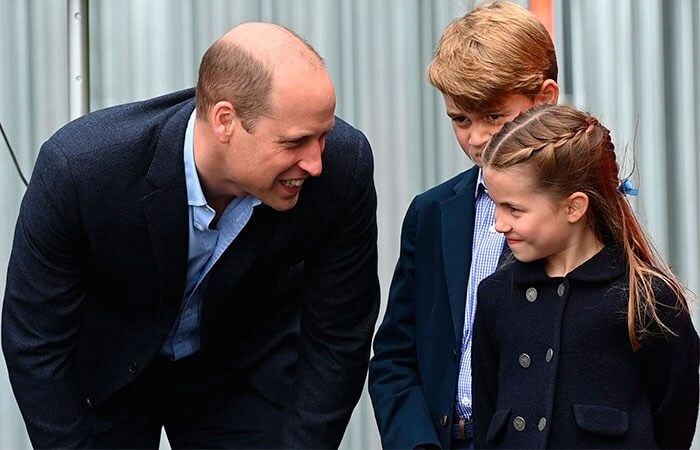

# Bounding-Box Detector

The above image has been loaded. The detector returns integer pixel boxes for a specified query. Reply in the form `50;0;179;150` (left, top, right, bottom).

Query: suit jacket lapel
205;204;279;294
142;100;194;316
441;167;479;347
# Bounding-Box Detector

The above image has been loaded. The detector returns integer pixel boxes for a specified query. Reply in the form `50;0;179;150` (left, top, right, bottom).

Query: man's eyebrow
276;122;335;143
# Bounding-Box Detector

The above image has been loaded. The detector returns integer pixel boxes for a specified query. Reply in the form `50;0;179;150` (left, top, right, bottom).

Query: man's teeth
281;179;304;188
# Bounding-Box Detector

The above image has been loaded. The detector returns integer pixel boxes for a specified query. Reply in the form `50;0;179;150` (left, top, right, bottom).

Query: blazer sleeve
639;285;700;449
1;140;94;448
280;131;380;449
368;199;442;449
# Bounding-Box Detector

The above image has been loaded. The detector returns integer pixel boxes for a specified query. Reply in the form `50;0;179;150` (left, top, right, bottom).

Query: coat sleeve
368;199;442;449
280;131;380;449
639;284;700;449
472;280;500;450
1;140;94;448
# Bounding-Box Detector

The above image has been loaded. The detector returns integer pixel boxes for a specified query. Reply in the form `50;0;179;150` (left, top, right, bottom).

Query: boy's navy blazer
370;166;481;449
2;88;380;449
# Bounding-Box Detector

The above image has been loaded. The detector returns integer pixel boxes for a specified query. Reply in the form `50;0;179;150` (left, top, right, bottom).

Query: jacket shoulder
412;167;478;209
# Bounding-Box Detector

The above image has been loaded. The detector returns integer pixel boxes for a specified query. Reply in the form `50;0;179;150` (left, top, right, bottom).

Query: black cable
0;119;28;187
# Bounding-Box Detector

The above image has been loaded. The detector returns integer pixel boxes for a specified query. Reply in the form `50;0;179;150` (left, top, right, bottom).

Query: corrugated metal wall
0;1;697;448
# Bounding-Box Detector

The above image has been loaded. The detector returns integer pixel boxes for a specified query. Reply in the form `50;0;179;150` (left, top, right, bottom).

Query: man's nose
298;138;324;177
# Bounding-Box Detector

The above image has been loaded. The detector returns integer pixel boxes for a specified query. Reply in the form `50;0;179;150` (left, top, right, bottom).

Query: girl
472;104;699;449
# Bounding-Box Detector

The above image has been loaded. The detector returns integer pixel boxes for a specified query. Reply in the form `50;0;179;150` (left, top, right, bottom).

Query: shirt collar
474;167;487;199
183;110;208;207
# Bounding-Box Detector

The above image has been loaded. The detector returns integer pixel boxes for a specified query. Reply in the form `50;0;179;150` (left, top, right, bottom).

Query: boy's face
443;93;537;167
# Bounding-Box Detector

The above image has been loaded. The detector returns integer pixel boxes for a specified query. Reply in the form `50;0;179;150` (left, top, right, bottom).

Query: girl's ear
566;192;589;223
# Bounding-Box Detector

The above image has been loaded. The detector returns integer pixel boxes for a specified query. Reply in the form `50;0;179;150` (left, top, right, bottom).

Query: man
369;2;559;449
2;22;379;449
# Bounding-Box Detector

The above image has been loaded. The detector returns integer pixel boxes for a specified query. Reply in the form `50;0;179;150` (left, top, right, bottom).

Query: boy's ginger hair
428;0;557;112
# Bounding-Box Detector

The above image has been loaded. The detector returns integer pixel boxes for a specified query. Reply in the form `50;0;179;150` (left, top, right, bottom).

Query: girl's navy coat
472;246;699;449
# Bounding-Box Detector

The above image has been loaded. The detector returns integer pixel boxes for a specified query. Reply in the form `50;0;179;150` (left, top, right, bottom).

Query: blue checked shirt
159;110;261;360
455;169;504;420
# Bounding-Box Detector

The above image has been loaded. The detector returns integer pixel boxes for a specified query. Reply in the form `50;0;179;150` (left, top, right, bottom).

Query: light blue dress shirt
455;169;505;421
159;110;261;360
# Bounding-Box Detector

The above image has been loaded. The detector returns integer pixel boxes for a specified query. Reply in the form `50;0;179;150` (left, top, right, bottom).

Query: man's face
223;70;336;211
443;93;537;166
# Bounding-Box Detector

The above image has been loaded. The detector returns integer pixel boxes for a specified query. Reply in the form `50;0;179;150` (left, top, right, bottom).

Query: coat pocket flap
573;404;629;436
486;409;511;443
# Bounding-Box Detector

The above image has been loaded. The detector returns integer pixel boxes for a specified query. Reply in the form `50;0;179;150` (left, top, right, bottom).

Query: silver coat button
526;287;538;302
519;353;531;368
513;416;526;431
557;283;566;297
546;348;553;362
538;417;547;431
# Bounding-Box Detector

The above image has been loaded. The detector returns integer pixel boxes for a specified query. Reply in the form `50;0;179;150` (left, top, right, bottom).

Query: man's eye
285;139;305;148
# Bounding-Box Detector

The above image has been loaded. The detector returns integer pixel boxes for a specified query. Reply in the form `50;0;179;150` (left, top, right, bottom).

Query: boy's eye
451;116;469;125
486;113;505;122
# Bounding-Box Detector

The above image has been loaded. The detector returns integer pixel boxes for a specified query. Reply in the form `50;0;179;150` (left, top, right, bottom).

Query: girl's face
484;166;573;263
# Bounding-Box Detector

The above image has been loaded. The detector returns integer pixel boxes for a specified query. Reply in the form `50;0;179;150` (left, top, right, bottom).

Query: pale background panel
0;1;697;448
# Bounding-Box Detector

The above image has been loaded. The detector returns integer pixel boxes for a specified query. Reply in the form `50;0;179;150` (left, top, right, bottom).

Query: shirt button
519;353;531;368
461;397;470;406
86;398;93;408
538;417;547;431
557;283;566;297
526;287;537;302
513;416;526;431
127;360;138;374
546;348;554;362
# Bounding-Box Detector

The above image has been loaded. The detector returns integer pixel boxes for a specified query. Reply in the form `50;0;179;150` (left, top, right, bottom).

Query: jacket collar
511;245;626;285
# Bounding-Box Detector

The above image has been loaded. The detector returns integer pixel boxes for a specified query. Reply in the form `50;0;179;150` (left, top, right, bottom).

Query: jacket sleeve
472;281;500;450
639;284;700;449
1;141;94;448
280;131;380;449
368;199;442;449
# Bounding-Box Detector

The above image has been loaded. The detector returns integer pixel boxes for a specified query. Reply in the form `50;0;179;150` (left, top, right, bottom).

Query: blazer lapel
142;100;194;317
205;204;279;293
441;168;479;347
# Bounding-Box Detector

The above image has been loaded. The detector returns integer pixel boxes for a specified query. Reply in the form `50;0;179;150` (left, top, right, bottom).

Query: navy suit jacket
2;89;380;449
369;167;480;449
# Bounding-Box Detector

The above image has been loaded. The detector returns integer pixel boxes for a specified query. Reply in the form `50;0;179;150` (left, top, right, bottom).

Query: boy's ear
565;192;589;224
534;79;559;105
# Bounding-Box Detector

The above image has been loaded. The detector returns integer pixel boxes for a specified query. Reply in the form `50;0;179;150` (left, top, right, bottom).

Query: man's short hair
195;40;274;132
427;0;557;112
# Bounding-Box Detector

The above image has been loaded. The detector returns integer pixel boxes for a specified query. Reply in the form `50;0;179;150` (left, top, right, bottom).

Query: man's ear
566;192;589;224
534;79;559;105
210;100;237;143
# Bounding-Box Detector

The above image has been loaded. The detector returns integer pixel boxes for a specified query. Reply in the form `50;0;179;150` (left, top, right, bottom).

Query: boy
369;2;559;449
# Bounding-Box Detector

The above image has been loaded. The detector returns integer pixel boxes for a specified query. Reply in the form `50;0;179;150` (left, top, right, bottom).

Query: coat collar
142;98;193;315
511;245;627;285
